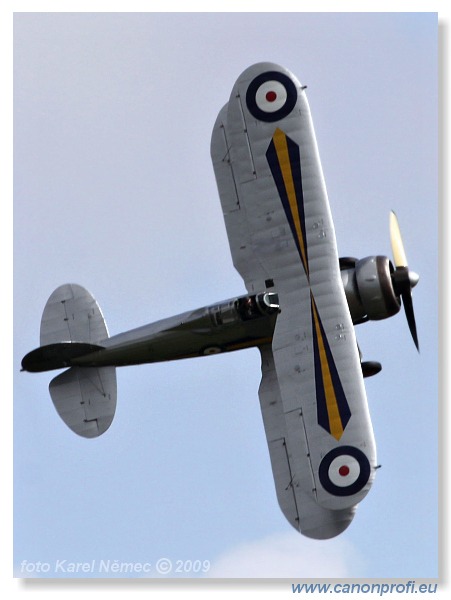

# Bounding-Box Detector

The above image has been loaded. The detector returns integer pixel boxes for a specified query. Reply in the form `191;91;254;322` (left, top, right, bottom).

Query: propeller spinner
389;211;420;351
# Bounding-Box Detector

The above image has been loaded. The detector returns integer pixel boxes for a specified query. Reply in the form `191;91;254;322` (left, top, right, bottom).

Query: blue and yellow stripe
311;294;351;439
266;128;309;276
266;129;351;440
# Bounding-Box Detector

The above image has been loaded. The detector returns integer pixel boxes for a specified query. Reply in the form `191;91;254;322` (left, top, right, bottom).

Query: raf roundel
246;71;298;122
318;446;371;497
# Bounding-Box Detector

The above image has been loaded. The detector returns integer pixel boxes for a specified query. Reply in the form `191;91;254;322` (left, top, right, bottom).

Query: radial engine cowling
341;256;401;324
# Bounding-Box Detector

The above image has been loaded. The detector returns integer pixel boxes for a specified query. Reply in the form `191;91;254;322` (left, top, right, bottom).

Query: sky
10;8;439;588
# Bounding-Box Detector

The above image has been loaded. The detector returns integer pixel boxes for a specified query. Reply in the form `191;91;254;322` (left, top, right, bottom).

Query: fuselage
71;292;279;369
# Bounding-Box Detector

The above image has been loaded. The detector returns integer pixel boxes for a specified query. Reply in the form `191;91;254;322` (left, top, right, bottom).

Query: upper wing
258;344;356;538
211;63;376;537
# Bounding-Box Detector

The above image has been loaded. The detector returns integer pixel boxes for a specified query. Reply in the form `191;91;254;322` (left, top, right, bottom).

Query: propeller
389;211;420;351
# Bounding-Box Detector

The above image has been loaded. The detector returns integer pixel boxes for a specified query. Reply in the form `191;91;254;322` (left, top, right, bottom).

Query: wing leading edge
211;63;376;538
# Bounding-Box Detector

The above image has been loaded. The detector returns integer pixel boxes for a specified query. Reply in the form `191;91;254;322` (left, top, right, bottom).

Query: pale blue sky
13;11;438;580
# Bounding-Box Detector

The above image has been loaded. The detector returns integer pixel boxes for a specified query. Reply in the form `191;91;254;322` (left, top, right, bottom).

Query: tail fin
23;284;117;438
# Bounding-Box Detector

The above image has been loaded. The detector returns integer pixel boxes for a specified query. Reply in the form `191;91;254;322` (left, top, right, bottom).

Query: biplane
22;63;419;539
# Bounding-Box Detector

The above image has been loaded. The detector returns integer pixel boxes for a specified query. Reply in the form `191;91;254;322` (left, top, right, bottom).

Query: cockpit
236;292;279;321
208;292;279;328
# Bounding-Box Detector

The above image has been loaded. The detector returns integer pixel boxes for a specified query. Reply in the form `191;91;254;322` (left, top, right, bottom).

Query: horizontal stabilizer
23;283;118;437
49;366;117;438
40;283;109;346
21;342;105;372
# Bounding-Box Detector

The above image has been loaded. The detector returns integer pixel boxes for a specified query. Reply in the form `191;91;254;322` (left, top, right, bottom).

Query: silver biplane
22;63;419;539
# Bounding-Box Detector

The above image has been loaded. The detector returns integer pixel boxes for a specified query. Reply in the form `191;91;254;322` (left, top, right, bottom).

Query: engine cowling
340;256;401;324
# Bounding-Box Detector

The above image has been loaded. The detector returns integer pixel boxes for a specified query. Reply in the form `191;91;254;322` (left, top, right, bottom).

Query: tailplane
49;365;116;438
22;284;117;438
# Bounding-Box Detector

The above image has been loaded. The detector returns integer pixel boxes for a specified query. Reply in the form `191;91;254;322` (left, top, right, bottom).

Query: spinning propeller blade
389;211;419;351
389;211;408;268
